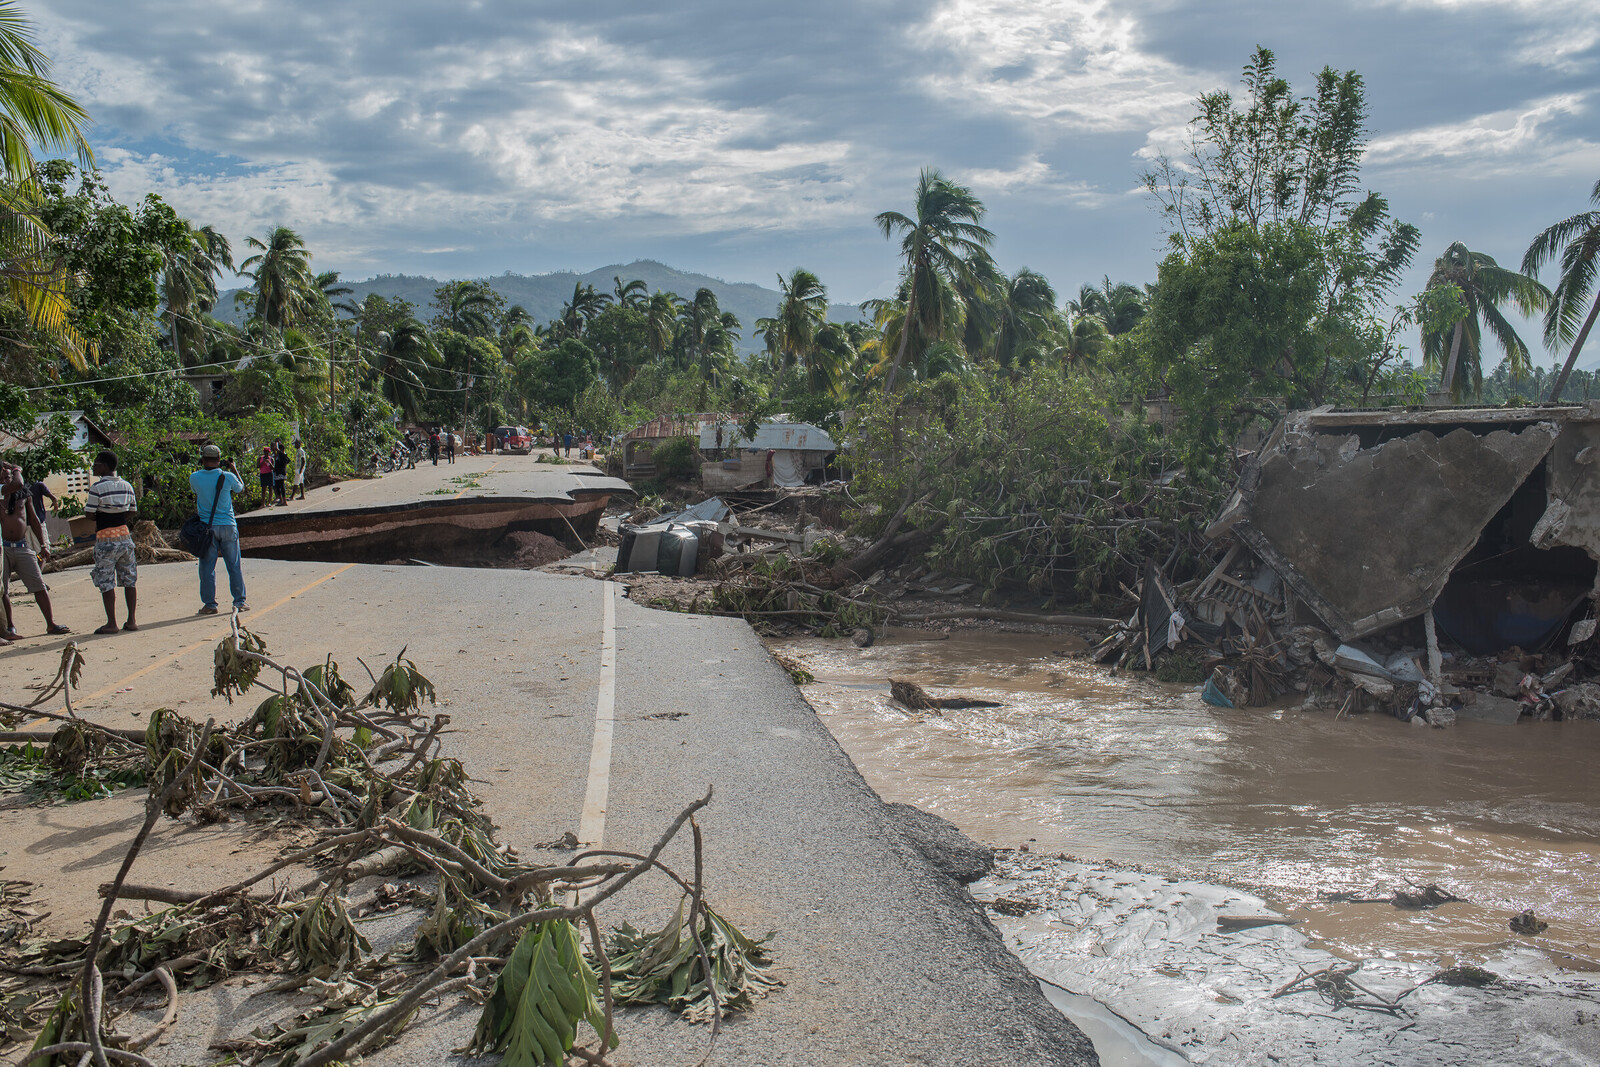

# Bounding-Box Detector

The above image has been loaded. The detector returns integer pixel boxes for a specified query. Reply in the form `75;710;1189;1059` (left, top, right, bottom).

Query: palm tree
875;168;995;389
1525;179;1600;402
239;226;315;330
498;304;536;359
433;279;500;338
1421;242;1549;399
769;268;833;392
161;223;233;366
644;290;677;362
1068;278;1145;336
556;282;609;338
314;270;357;316
613;276;647;310
0;1;92;181
367;318;437;421
989;268;1058;368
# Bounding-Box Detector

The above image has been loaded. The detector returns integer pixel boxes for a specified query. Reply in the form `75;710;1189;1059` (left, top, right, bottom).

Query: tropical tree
555;282;609;339
0;0;93;181
1524;179;1600;401
366;317;437;421
430;279;502;338
767;268;834;393
613;275;647;309
1421;242;1548;399
239;226;315;330
988;267;1058;369
643;290;678;362
876;168;995;389
1069;278;1146;337
315;270;356;316
161;222;233;366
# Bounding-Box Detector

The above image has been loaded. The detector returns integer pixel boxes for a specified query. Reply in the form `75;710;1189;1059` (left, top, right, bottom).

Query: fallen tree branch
293;787;714;1067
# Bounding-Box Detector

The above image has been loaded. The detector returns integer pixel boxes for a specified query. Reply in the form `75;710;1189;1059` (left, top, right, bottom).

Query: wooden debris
889;680;1001;711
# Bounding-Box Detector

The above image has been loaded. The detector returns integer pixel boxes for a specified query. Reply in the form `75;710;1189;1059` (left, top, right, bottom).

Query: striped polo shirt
85;474;137;538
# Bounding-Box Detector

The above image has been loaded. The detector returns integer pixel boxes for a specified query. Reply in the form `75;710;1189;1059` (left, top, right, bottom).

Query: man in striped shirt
85;450;139;634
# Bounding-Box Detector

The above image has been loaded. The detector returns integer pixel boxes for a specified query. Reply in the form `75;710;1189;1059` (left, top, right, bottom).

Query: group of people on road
1;449;139;643
255;439;308;506
555;430;594;459
427;427;457;466
0;442;261;647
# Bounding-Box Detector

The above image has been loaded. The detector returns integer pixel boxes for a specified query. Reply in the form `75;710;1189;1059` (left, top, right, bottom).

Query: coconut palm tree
1525;179;1600;402
613;276;647;310
161;223;233;366
367;318;437;421
769;268;835;393
989;268;1058;369
433;279;500;338
0;1;92;181
239;226;316;331
644;290;678;362
1421;242;1549;400
875;168;995;389
556;282;609;339
498;304;536;360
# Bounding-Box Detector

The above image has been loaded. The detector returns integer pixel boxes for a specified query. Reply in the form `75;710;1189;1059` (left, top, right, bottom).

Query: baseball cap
201;444;222;460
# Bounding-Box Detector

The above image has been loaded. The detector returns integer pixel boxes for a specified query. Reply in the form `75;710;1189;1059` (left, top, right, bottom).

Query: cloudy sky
33;0;1600;343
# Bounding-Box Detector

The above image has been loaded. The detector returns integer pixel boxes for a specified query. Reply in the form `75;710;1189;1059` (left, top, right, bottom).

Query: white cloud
1381;0;1600;72
1367;93;1600;176
911;0;1208;133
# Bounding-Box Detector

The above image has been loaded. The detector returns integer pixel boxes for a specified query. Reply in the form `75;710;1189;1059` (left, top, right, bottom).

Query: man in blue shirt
189;444;248;615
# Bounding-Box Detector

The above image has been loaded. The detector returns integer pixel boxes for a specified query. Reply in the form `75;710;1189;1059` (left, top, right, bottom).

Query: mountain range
219;259;867;354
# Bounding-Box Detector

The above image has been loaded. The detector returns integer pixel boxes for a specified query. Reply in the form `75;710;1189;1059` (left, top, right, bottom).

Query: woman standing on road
256;447;274;507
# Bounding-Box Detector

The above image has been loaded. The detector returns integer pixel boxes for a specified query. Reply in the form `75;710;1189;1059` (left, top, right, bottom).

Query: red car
495;425;533;454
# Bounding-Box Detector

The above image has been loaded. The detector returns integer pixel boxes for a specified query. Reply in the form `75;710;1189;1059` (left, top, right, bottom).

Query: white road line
578;581;617;846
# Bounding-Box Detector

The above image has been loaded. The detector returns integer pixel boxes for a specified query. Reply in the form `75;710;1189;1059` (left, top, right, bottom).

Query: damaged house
1113;403;1600;723
1213;404;1600;654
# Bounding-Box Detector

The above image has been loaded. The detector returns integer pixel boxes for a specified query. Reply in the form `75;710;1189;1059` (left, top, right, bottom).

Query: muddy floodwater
772;629;1600;971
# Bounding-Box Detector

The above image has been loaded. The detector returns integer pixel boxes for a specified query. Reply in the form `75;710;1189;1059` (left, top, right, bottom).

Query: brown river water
771;629;1600;971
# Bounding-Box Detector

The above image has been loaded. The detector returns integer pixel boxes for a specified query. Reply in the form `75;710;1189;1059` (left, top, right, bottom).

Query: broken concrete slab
1230;420;1559;640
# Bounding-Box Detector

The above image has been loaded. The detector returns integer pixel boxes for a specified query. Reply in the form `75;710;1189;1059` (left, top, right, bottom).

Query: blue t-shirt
190;469;244;527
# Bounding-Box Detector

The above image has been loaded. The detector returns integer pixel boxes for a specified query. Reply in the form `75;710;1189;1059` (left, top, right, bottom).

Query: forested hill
219;259;865;353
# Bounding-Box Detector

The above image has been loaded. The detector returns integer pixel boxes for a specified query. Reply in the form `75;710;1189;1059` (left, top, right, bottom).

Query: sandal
45;624;70;635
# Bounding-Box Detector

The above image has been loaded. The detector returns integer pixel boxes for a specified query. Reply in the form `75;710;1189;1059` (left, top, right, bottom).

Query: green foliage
650;435;699;478
469;919;610;1066
605;897;781;1022
34;161;190;349
0;739;145;801
849;369;1223;604
534;337;600;411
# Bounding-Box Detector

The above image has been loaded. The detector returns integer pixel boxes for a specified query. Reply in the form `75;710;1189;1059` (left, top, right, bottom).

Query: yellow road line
452;461;501;499
76;562;357;705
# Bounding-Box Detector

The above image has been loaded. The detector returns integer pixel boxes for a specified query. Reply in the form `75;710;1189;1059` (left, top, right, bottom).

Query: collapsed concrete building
1209;403;1600;658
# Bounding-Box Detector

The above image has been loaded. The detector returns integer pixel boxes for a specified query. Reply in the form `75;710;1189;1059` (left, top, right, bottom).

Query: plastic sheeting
770;450;807;487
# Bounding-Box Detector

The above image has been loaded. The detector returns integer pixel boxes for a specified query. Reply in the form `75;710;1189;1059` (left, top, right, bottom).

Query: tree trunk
1440;319;1465;396
1547;290;1600;403
883;271;920;392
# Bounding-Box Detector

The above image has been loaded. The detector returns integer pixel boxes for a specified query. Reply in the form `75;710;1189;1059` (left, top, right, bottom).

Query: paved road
234;450;618;517
0;559;1095;1066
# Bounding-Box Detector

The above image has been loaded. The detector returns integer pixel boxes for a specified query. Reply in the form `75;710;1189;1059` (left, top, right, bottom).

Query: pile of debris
42;521;194;574
1099;404;1600;726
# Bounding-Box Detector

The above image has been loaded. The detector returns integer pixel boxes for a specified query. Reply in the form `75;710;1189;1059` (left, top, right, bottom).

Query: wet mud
772;628;1600;1063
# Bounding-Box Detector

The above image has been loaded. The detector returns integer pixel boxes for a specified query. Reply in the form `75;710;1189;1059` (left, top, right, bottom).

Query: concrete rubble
1103;403;1600;725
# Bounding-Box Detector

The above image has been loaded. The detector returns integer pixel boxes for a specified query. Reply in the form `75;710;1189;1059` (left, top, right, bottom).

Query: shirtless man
1;461;67;639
